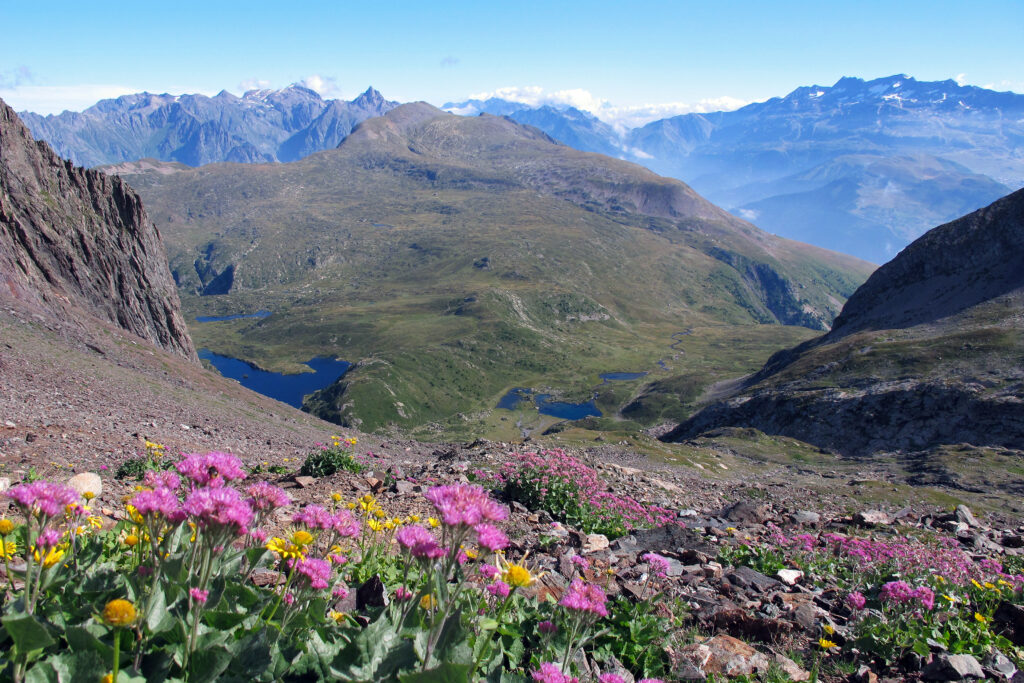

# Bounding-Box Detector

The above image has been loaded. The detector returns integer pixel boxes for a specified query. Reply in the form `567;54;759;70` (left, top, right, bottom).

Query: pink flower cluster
396;525;444;560
559;579;608;617
424;484;508;527
246;481;291;511
176;452;246;487
291;557;331;590
487;581;511;598
143;470;181;491
190;588;209;604
6;482;80;520
846;590;867;610
531;663;578;683
183;486;253;536
474;523;509;552
498;450;676;530
643;552;671;578
132;487;186;524
879;580;935;610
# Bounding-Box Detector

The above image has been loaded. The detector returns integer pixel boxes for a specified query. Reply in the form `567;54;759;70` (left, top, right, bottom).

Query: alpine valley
109;102;873;437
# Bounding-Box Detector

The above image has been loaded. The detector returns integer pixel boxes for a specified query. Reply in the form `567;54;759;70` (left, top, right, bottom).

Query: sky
2;0;1022;127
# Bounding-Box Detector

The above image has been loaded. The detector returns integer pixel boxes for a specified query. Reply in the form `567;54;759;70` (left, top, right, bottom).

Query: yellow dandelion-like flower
384;521;395;531
998;579;1013;587
347;437;357;446
975;612;987;624
943;594;958;603
465;549;479;560
87;516;103;530
971;579;983;590
367;519;383;533
328;610;346;623
82;491;96;501
291;530;315;547
935;575;946;584
331;493;342;503
428;517;441;529
283;458;290;463
373;509;386;519
419;594;437;610
102;599;137;627
124;534;139;547
818;638;838;650
823;624;835;636
984;581;997;590
499;552;543;588
346;502;357;510
408;515;420;523
102;674;113;683
34;545;66;569
0;538;18;560
0;519;15;537
266;537;306;561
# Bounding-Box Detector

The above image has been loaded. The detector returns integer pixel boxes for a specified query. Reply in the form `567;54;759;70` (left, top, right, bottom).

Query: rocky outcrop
0;97;196;359
664;189;1024;455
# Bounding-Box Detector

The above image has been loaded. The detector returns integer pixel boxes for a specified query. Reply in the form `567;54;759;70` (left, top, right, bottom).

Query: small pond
598;371;648;383
198;350;350;408
496;387;602;419
195;310;271;323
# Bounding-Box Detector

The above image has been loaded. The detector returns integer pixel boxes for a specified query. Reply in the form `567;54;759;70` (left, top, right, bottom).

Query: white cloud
0;84;139;115
460;86;748;130
736;208;759;222
955;73;967;86
238;77;272;92
300;74;343;98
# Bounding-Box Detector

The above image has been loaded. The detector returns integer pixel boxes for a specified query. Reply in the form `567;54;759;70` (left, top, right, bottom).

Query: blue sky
2;0;1022;124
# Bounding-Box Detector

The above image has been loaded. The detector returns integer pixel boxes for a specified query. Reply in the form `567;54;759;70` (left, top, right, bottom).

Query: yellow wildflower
367;519;383;533
266;537;306;560
0;519;15;537
0;538;17;560
102;674;113;683
818;638;838;650
998;579;1013;587
346;502;357;510
823;624;835;636
347;437;357;446
82;491;95;501
291;530;315;547
465;549;478;560
975;612;987;624
943;594;958;603
935;575;946;584
329;610;346;623
984;581;997;590
428;517;441;528
331;493;343;503
35;545;66;568
420;594;437;610
102;599;137;627
124;534;139;547
373;509;386;519
971;579;983;590
384;521;395;531
408;515;420;523
499;552;542;588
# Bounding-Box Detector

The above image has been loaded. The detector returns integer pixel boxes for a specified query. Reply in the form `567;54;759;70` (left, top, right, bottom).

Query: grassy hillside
116;105;874;434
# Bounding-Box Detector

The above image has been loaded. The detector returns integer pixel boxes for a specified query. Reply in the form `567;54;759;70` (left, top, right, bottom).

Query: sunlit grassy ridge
117;104;873;433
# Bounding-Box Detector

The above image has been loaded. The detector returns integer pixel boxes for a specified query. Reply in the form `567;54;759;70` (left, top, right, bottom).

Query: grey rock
924;654;985;680
728;565;781;593
790;510;821;525
982;651;1017;679
955;505;980;527
0;477;9;493
855;510;892;527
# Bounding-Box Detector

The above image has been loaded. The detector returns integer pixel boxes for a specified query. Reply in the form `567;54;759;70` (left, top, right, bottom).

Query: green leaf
3;613;55;652
26;651;106;683
399;662;473;683
65;625;113;659
189;645;233;683
145;587;176;635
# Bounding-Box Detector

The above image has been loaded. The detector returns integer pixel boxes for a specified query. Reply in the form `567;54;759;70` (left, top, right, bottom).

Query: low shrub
299;435;365;477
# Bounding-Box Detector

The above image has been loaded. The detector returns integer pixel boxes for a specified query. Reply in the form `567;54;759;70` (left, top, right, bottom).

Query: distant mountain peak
353;86;386;108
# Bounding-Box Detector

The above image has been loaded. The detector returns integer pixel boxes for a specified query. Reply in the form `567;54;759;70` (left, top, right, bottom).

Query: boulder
67;472;102;498
923;654;985;680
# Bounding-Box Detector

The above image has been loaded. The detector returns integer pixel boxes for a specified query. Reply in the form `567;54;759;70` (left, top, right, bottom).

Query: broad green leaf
3;613;55;651
399;662;473;683
26;651;105;683
189;645;232;683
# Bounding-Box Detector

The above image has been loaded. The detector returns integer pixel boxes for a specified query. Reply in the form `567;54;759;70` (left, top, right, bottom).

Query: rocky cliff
663;189;1024;455
0;97;196;359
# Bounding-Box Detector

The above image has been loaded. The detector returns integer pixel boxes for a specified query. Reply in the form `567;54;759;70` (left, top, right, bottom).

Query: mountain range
664;187;1024;460
447;75;1024;263
110;102;872;435
19;86;397;167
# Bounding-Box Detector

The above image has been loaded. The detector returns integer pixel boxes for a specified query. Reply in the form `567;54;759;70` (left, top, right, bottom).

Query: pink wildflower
599;675;625;683
291;557;331;590
331;510;360;538
394;586;414;602
424;484;508;528
474;523;509;551
292;504;334;530
246;481;290;511
538;620;557;634
131;487;186;524
642;552;671;578
283;592;295;606
846;591;866;610
36;527;62;549
396;525;444;559
183;486;253;536
571;555;590;571
559;578;608;617
479;564;501;579
332;585;349;599
487;581;511;598
249;528;268;544
531;662;578;683
6;482;80;520
190;588;209;604
143;470;181;491
175;452;246;487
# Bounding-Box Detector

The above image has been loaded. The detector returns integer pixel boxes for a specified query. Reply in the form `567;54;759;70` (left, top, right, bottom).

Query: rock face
664;189;1024;455
0;98;196;359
